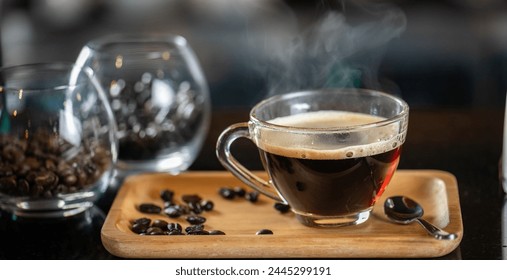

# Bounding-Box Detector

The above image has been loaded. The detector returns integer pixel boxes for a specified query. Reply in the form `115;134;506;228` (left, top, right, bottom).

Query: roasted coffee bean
187;230;209;235
160;189;174;202
245;191;259;203
16;164;31;177
45;159;56;171
164;206;182;218
152;219;169;229
256;229;273;235
76;168;87;187
182;194;202;204
133;217;151;227
55;184;68;194
167;222;183;233
274;202;291;213
167;231;184;235
176;204;190;215
185;224;204;233
138;203;162;214
186;215;206;225
132;222;150;234
17;179;30;194
57;162;73;175
131;217;151;234
233;186;246;197
0;166;14;177
0;177;17;189
209;230;226;235
163;201;175;208
219;187;235;199
2;144;24;163
201;200;214;211
25;157;40;170
63;174;78;186
188;201;203;214
35;171;58;188
146;227;164;235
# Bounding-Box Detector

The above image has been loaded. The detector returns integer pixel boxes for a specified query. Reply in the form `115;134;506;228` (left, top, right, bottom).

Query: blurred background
1;0;507;109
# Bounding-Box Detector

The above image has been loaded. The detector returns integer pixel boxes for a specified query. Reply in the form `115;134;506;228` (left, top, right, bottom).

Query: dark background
2;0;507;109
1;0;507;260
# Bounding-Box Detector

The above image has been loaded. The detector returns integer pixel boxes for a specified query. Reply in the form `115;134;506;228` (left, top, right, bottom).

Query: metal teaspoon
384;196;457;240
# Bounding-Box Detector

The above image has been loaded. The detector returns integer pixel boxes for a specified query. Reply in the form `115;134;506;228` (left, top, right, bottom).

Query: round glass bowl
76;34;211;176
0;63;117;218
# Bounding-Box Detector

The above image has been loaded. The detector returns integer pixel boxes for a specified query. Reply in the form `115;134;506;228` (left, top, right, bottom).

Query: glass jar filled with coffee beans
0;63;117;218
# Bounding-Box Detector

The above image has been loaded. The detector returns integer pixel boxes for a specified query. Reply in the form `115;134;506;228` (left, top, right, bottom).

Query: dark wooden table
0;108;505;259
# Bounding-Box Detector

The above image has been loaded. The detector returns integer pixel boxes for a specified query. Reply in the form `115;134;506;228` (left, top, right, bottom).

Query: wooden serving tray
101;170;463;258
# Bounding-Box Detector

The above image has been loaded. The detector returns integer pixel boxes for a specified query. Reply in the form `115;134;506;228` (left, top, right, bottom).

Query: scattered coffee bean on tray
188;201;203;214
256;229;273;235
200;200;214;211
152;219;169;229
185;224;205;233
138;203;162;214
131;217;152;234
160;189;174;202
132;222;150;234
167;231;184;235
164;206;182;218
209;230;226;235
167;222;183;233
182;194;202;204
274;202;291;213
218;186;260;204
187;230;209;235
245;191;259;203
132;217;151;226
218;187;235;200
186;215;206;225
233;186;246;197
146;227;164;235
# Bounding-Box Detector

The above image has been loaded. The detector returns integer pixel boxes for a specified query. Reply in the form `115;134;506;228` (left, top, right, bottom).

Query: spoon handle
416;218;457;240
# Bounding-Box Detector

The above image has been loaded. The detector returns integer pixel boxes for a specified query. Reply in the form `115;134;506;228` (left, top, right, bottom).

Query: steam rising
251;1;407;96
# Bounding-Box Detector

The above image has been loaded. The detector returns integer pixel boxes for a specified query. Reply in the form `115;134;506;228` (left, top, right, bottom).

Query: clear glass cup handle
216;123;282;202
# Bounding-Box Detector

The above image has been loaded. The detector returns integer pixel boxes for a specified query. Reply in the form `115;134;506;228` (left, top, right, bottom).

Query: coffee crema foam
258;110;403;160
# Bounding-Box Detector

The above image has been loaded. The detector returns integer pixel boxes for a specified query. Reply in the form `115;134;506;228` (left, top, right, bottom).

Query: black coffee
258;110;402;216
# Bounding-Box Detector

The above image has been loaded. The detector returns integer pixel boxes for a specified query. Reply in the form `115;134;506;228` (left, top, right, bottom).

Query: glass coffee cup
217;88;409;227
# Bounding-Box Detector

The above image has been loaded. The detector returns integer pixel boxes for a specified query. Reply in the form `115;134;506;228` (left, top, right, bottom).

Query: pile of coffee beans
130;217;226;236
108;76;206;161
131;188;223;236
0;131;111;198
131;186;284;236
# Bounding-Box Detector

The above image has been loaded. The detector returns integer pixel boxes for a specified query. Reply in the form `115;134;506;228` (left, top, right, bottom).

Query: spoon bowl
384;196;457;240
